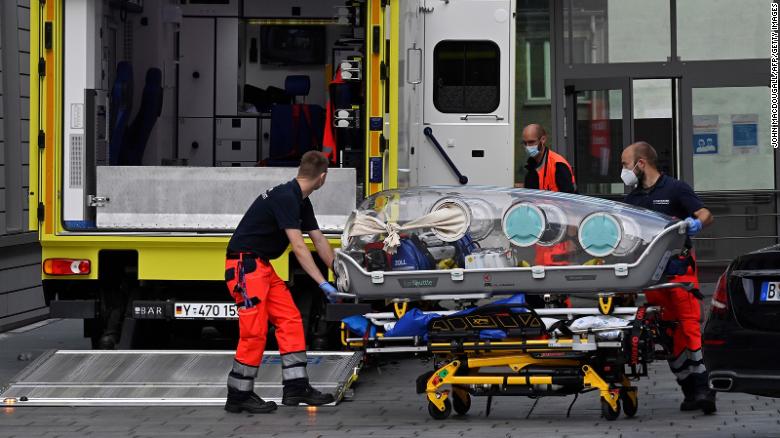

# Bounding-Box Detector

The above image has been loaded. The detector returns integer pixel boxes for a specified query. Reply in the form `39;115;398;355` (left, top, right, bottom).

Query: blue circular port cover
578;212;623;257
502;203;546;247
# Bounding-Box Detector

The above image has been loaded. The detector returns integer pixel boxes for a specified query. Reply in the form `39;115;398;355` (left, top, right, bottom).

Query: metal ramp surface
1;350;362;407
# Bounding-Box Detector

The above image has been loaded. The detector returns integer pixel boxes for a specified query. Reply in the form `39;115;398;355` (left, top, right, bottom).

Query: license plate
174;302;238;319
760;282;780;302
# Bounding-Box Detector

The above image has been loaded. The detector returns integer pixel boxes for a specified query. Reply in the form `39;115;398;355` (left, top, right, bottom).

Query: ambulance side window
433;40;500;114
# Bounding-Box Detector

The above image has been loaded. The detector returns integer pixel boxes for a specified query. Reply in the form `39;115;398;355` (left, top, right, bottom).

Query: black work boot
679;378;698;411
693;376;717;414
224;387;277;414
96;334;117;350
282;379;335;406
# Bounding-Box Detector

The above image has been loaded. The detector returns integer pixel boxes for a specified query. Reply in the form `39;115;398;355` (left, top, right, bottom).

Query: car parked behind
703;244;780;398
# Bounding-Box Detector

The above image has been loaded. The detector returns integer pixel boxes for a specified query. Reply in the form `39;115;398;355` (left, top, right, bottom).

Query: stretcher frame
337;295;681;421
416;303;666;421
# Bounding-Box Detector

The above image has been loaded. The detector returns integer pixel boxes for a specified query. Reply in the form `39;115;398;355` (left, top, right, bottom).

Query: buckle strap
236;296;261;309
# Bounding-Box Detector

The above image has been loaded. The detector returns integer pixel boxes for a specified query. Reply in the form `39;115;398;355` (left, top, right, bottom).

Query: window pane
563;0;670;64
677;0;770;61
528;40;547;98
692;86;774;191
633;79;675;176
516;0;554;186
574;89;625;195
433;42;465;113
433;41;500;113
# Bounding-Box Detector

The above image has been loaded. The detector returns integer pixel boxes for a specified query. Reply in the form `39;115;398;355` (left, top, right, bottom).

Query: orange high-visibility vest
534;149;577;266
537;149;576;192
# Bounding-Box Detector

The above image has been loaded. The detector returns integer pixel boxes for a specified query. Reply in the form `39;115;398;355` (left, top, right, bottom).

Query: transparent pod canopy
340;186;678;269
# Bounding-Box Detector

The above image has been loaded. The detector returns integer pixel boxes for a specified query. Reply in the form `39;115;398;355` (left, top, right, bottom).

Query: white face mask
525;145;540;158
621;164;639;186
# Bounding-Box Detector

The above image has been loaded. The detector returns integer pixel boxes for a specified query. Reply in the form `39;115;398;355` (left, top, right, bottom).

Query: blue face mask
525;145;540;158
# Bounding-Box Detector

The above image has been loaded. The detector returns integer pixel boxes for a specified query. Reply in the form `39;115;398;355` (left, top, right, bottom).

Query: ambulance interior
62;0;368;230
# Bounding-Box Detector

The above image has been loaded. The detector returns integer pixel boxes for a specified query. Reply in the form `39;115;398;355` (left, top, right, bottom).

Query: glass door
564;77;631;197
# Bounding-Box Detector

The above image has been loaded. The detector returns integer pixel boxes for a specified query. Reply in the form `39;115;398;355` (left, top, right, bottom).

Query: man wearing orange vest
521;124;577;308
522;124;577;264
522;124;576;194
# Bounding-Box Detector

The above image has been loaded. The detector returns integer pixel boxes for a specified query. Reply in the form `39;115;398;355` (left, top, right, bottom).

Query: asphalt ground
1;286;779;438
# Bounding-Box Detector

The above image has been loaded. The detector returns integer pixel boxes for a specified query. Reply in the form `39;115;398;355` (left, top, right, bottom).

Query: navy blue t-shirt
624;174;703;220
228;179;319;259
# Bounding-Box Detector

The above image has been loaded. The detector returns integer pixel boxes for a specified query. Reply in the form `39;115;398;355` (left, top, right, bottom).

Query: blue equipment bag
391;235;435;271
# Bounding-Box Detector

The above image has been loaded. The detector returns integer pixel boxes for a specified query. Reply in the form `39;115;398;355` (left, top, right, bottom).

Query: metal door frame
563;77;632;195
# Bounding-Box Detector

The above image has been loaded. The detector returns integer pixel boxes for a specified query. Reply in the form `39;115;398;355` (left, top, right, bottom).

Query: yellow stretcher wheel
452;388;471;416
598;295;615;315
428;399;451;420
621;389;638;418
601;397;621;421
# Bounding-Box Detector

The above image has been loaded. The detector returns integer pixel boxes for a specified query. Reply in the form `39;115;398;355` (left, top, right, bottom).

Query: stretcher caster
452;388;471;416
621;389;638;418
601;397;621;421
428;399;452;420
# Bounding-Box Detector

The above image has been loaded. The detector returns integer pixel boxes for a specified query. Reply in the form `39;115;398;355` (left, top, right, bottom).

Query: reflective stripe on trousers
281;351;308;382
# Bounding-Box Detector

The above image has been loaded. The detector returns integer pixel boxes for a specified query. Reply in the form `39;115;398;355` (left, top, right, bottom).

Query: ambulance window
433;40;500;114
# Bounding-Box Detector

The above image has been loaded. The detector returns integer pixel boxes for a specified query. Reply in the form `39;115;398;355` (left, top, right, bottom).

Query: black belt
236;296;261;309
226;251;269;262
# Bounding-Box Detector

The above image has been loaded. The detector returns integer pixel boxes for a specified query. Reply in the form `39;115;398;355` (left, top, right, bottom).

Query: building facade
515;0;776;279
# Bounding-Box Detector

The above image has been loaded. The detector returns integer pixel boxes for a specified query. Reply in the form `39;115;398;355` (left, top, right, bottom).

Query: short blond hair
298;151;329;179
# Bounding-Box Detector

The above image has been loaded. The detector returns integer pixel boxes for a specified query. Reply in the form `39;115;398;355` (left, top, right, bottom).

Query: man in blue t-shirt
223;151;339;414
621;141;716;414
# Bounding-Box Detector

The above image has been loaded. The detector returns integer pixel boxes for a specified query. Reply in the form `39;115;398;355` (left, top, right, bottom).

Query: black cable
525;397;540;419
566;392;579;418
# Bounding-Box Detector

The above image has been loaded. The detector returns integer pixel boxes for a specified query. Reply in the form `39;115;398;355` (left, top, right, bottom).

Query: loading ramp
1;350;362;407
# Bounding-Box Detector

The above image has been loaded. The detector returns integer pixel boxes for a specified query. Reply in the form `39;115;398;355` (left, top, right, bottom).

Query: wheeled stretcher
416;302;669;421
330;187;695;420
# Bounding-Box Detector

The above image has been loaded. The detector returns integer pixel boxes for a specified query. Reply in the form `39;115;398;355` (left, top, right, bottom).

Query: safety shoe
224;390;277;414
695;390;717;414
97;334;117;350
679;377;698;411
679;397;699;411
282;383;335;406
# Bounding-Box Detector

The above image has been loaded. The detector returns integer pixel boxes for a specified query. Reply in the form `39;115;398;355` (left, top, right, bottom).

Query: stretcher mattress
334;186;688;299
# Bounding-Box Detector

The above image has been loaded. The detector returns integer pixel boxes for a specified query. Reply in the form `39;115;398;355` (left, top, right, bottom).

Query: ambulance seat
121;68;163;165
264;75;324;166
108;61;133;165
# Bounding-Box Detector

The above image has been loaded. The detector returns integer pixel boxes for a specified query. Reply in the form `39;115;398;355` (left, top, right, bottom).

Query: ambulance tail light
44;259;91;275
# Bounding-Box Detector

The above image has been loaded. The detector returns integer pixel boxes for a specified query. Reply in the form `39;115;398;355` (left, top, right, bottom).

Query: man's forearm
291;243;326;284
313;239;334;269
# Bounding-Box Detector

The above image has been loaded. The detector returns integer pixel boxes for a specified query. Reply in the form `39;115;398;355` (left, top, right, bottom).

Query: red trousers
644;257;706;383
225;258;306;368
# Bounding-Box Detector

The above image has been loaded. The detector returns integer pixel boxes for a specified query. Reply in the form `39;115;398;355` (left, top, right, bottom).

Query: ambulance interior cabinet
178;118;214;166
